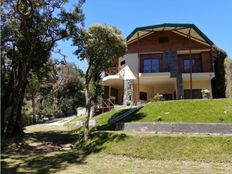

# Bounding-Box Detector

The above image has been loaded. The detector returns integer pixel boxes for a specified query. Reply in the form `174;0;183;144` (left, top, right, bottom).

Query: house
102;23;215;105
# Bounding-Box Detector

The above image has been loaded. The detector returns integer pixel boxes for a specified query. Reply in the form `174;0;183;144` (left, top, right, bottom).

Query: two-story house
102;23;215;105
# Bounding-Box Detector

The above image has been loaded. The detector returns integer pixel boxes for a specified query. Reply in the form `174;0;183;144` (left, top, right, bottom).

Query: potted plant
201;89;210;99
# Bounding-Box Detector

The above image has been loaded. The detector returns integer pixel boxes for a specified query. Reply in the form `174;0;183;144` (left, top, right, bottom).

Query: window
162;94;173;100
183;58;201;72
184;89;202;99
159;37;169;43
120;60;125;66
143;58;160;73
140;92;147;100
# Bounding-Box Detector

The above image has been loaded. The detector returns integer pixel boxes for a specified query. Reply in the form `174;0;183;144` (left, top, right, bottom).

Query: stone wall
164;51;184;99
117;122;232;134
123;79;134;105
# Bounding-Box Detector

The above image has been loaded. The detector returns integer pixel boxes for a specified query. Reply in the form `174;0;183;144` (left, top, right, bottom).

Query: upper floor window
143;58;160;73
183;58;202;72
120;60;125;66
159;37;169;43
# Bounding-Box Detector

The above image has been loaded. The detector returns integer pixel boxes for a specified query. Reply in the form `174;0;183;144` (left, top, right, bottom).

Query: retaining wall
116;122;232;134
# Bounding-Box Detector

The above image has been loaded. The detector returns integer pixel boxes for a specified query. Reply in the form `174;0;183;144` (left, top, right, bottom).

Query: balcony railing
140;66;169;73
105;67;120;76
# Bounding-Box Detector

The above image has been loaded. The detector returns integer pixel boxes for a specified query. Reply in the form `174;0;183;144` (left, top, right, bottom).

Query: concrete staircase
109;106;143;125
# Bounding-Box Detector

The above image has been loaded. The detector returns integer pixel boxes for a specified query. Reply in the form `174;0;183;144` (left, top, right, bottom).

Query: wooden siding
127;31;210;53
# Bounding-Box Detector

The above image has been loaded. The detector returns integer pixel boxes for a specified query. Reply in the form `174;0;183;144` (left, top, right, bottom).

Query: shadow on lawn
1;128;128;174
96;108;146;130
121;112;146;122
95;109;130;130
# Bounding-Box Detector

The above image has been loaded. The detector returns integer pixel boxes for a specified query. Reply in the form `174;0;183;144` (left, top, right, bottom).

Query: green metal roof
126;23;214;45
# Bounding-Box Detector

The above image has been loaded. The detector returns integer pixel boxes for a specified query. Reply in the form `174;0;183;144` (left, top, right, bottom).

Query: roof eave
126;23;214;45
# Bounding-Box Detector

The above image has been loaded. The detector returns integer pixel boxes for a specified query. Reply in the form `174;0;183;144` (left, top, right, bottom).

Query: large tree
1;0;85;136
34;62;85;118
225;58;232;98
73;25;127;140
55;62;85;115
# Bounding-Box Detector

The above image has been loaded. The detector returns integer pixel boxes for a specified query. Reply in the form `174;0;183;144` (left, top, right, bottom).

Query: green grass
101;132;232;162
123;99;232;123
2;123;232;174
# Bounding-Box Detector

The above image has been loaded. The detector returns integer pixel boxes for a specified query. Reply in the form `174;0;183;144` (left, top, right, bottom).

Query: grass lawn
1;123;232;173
103;132;232;162
123;99;232;123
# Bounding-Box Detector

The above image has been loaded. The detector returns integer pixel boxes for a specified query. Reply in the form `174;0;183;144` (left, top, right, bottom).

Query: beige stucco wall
119;53;138;80
153;85;175;95
140;84;154;100
138;84;175;101
183;79;212;98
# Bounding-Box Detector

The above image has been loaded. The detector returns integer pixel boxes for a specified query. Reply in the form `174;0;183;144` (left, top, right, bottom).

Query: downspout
137;32;140;105
210;45;214;99
188;28;193;99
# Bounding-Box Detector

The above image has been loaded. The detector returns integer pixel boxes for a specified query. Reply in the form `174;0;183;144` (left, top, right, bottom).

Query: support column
123;79;134;105
164;51;184;99
108;86;111;98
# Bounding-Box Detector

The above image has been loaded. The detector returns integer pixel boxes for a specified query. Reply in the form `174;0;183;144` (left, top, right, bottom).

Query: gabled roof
127;23;214;46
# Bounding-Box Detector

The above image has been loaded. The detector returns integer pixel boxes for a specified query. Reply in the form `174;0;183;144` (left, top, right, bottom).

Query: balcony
105;67;120;76
103;67;123;82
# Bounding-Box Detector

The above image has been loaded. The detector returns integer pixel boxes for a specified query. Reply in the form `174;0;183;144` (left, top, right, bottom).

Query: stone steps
109;106;143;125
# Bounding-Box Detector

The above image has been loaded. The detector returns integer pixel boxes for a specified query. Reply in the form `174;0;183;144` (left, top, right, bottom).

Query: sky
56;0;232;71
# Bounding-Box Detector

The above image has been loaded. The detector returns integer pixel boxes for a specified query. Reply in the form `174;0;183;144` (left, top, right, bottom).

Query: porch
134;75;177;103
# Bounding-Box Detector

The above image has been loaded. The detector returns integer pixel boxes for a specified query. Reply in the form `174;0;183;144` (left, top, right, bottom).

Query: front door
110;87;118;104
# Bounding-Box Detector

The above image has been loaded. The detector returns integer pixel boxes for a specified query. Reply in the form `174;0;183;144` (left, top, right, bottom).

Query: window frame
140;54;163;73
179;54;202;73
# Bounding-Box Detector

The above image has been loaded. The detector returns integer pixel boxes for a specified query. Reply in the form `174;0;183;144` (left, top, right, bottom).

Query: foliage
1;0;85;136
55;63;85;115
32;62;85;117
225;58;232;98
153;93;163;101
73;24;127;139
211;46;227;98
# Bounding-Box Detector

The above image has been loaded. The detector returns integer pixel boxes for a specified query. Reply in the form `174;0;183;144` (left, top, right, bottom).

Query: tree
25;72;40;123
1;0;85;137
211;46;227;98
225;58;232;98
31;61;85;118
25;60;58;123
55;62;85;115
73;25;127;140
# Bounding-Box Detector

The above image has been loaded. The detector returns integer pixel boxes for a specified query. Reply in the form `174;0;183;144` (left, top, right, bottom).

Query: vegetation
101;132;232;162
73;25;127;139
1;124;232;173
225;58;232;98
212;46;227;98
1;0;85;137
123;99;232;123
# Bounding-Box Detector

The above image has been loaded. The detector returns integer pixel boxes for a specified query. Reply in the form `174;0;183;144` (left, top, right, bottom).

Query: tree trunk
32;93;36;124
4;63;29;137
1;111;5;137
84;85;92;140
